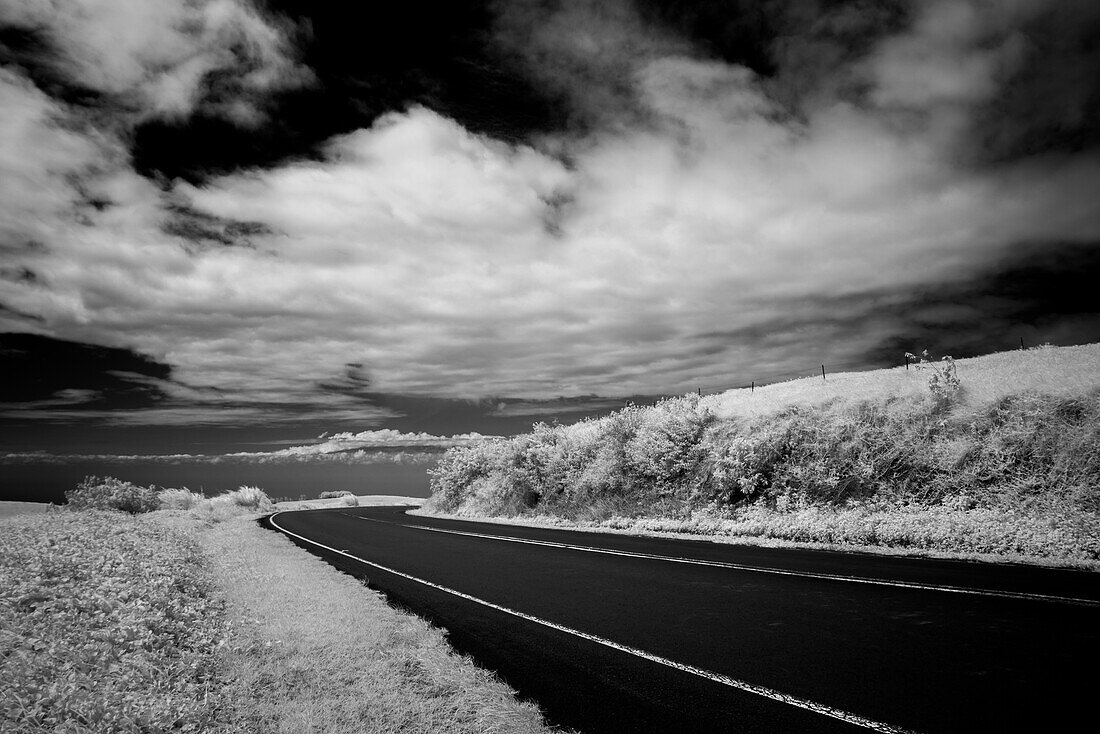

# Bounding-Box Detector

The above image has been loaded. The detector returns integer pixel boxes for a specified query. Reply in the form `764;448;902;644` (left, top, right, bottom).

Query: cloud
229;429;494;458
489;0;690;129
2;0;1099;431
0;428;491;465
0;0;310;123
490;396;636;418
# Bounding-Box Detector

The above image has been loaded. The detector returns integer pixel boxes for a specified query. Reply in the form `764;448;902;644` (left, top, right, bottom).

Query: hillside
422;344;1100;565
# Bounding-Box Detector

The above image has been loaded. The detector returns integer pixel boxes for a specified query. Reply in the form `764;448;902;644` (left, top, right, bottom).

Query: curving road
266;506;1100;734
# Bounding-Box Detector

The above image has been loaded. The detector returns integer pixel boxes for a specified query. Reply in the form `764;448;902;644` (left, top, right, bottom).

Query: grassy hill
423;344;1100;565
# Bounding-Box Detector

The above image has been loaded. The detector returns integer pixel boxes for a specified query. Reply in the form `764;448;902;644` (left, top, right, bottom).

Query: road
266;506;1100;734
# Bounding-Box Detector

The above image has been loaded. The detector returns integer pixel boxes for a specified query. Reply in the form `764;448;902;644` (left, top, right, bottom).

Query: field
0;492;555;734
422;344;1100;566
0;501;55;519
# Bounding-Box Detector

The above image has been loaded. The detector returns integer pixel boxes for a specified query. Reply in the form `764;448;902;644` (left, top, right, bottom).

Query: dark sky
1;0;1099;465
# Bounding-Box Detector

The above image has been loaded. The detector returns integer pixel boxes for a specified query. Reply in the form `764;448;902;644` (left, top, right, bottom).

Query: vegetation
318;490;359;506
65;476;161;514
424;344;1100;563
0;511;232;732
2;487;552;733
64;476;274;519
200;507;550;733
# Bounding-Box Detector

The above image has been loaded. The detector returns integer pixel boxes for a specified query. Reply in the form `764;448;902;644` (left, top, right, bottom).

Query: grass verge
412;502;1100;570
195;511;551;733
2;498;556;733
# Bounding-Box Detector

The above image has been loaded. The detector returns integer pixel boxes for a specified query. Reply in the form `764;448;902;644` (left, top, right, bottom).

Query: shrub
157;487;204;510
906;349;961;408
226;485;274;510
427;441;505;512
319;490;355;499
341;494;359;506
623;395;714;504
65;476;160;514
189;486;275;524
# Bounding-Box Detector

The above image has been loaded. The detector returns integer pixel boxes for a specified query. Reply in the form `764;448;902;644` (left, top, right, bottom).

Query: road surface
266;505;1100;734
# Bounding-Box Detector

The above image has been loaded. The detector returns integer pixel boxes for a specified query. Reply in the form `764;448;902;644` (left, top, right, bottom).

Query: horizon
2;1;1098;500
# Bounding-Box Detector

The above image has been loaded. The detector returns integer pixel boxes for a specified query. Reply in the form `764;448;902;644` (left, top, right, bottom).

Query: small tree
906;350;961;407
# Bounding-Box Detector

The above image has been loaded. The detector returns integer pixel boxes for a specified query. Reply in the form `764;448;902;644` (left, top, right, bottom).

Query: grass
422;343;1100;566
0;501;56;519
0;510;231;732
705;343;1100;419
194;511;551;733
1;493;555;734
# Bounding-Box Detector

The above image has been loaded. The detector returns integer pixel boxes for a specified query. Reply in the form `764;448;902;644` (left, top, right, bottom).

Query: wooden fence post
821;364;826;381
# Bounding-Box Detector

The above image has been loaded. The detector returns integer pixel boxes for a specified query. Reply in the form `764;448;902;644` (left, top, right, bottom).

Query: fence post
1020;336;1025;350
821;364;826;381
751;380;754;392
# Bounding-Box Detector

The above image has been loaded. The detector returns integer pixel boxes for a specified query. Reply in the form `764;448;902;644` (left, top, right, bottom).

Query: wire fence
650;336;1047;402
688;358;882;396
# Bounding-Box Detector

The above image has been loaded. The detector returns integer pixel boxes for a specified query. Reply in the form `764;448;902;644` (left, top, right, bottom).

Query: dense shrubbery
65;476;161;513
319;490;355;499
425;383;1100;558
64;478;276;520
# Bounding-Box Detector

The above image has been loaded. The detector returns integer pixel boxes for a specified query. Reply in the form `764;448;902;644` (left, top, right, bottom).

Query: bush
65;476;161;514
157;487;204;510
425;378;1100;559
224;485;274;511
189;486;275;524
906;349;961;408
341;494;359;506
319;490;355;500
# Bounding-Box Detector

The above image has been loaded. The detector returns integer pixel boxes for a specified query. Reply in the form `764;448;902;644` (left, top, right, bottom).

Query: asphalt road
266;506;1100;734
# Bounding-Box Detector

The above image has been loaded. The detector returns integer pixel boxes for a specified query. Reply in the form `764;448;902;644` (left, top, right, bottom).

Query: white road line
269;511;920;734
358;516;1100;607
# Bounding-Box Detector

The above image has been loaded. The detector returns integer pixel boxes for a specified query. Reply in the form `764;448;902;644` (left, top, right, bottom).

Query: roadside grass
422;343;1100;566
704;343;1100;419
273;494;421;512
409;505;1100;570
198;511;552;734
0;510;232;733
2;493;554;734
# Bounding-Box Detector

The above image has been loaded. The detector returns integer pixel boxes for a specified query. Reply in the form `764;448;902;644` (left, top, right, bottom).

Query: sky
2;0;1099;498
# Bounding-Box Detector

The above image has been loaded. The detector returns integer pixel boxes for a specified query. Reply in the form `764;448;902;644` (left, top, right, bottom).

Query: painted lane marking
270;512;920;734
356;515;1100;607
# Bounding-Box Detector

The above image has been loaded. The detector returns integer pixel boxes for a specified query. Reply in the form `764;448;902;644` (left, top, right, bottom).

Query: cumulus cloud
0;0;310;123
248;429;495;457
0;429;491;465
3;0;1099;429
